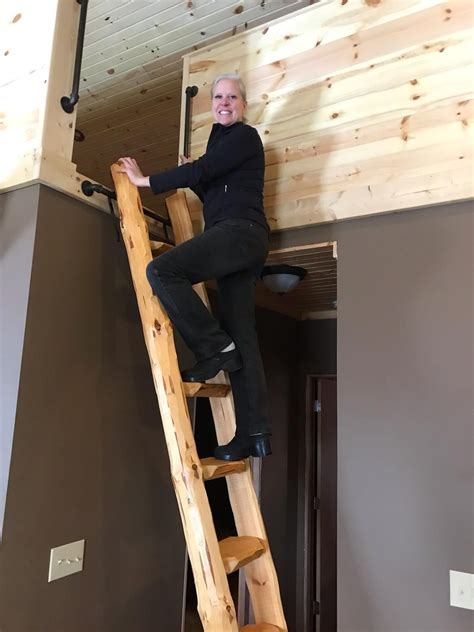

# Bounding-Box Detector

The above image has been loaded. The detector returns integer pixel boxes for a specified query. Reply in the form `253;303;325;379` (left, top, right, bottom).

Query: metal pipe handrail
61;0;89;114
183;86;199;157
81;180;173;244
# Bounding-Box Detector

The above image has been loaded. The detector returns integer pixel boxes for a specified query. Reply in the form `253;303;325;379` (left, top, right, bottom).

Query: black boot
181;348;242;382
214;433;272;461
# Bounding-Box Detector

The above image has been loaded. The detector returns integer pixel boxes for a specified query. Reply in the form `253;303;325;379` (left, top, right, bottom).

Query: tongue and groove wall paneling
181;0;474;232
73;0;313;212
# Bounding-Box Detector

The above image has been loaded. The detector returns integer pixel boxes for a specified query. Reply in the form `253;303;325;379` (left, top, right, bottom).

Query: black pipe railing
81;180;173;244
183;85;199;157
61;0;89;114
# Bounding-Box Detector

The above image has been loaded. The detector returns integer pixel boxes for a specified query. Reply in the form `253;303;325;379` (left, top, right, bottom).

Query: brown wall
255;312;337;632
336;202;473;632
295;318;337;632
0;186;189;632
256;307;299;629
276;200;473;632
2;185;472;632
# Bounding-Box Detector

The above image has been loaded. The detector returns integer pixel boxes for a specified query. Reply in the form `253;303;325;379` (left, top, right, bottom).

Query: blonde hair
211;73;247;102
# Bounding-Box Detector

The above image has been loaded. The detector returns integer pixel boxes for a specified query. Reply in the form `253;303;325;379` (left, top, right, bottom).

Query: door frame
303;374;337;632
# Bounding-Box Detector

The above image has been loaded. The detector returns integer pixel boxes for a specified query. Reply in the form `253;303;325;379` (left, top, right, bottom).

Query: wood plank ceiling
256;243;337;319
73;0;336;318
74;0;314;202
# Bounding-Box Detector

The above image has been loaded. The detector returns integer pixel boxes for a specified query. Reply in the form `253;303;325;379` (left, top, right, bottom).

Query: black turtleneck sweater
149;122;268;231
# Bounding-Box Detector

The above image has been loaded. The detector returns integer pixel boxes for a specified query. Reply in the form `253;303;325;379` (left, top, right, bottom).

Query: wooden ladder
111;165;287;632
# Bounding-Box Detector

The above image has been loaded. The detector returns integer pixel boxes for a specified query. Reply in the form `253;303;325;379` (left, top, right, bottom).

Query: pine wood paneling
181;0;474;231
73;0;313;206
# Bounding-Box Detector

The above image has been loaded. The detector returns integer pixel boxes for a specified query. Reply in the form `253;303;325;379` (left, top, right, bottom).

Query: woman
118;73;271;461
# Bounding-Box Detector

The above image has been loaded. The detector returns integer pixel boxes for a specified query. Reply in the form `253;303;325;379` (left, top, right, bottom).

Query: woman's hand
179;154;193;165
117;157;150;187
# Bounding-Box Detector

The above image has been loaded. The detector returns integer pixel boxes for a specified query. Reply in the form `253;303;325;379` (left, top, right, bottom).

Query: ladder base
240;625;285;632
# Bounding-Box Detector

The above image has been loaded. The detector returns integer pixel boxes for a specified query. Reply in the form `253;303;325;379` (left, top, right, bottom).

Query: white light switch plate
450;570;474;610
48;539;85;582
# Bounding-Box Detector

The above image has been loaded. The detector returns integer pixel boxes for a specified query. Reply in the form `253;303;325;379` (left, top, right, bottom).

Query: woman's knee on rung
146;256;174;280
145;258;170;295
145;256;185;297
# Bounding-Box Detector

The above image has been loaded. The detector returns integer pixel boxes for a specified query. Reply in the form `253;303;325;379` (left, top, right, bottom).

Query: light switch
48;539;85;582
450;570;474;610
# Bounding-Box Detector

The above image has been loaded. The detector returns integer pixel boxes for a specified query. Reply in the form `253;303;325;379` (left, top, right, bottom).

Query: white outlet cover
450;570;474;610
48;539;85;582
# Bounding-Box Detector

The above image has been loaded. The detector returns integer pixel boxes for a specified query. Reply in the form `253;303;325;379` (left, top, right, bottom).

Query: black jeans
146;218;270;437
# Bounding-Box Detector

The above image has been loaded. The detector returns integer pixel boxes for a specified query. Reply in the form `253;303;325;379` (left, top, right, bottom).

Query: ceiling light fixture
261;264;307;295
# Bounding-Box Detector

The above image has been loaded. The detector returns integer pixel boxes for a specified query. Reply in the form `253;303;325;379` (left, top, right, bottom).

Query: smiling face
211;78;247;126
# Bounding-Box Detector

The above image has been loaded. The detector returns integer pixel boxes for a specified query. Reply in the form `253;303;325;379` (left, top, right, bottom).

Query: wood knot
154;319;161;332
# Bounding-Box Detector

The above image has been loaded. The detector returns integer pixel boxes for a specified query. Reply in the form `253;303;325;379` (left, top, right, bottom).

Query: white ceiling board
80;1;313;89
83;1;288;77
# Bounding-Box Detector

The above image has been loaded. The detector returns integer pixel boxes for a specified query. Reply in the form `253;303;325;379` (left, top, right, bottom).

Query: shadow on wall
249;66;336;231
0;186;39;541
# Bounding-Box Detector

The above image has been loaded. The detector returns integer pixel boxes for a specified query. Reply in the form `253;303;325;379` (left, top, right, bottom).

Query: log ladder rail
110;165;287;632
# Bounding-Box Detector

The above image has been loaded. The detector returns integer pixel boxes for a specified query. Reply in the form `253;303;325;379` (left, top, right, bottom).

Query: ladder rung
150;240;174;256
219;536;266;574
201;457;247;481
240;625;285;632
182;382;231;398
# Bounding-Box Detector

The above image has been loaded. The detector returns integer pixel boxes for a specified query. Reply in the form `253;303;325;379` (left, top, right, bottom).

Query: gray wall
0;186;40;539
0;185;189;632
